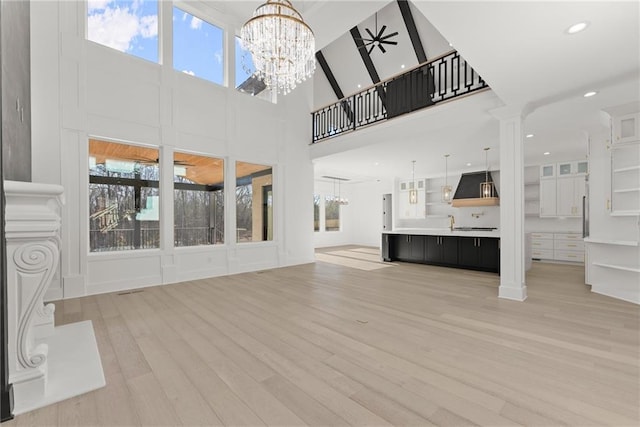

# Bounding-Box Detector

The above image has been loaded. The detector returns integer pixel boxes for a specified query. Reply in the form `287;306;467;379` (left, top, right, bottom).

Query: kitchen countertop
384;228;501;238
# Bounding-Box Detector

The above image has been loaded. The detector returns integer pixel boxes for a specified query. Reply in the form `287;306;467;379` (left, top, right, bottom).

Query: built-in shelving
593;262;640;273
613;165;640;173
584;237;638;247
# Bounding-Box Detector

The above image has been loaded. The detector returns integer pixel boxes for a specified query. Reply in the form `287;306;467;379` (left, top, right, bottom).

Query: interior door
262;185;273;241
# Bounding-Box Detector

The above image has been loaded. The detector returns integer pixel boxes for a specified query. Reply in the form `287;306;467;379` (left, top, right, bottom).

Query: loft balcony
311;50;489;143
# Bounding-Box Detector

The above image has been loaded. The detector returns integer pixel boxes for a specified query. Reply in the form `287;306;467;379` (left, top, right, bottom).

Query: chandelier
241;0;316;94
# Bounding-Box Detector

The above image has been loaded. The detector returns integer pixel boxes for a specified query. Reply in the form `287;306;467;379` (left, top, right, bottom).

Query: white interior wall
31;0;314;300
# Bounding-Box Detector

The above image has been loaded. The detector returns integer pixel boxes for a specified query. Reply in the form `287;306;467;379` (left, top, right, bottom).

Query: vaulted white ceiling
215;1;640;183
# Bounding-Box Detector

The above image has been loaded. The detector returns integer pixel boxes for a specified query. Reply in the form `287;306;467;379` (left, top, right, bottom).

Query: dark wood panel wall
1;0;31;182
1;0;32;420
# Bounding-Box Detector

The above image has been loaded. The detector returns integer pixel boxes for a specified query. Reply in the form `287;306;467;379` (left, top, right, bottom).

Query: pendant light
480;147;495;198
441;154;452;203
338;179;349;206
409;160;418;204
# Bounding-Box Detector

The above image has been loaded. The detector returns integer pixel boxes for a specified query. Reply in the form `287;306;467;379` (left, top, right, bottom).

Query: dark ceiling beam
316;50;345;100
316;50;355;122
397;0;427;63
350;26;386;106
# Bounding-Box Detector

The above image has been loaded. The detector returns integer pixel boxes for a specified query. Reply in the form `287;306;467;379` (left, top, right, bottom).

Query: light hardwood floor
7;246;640;426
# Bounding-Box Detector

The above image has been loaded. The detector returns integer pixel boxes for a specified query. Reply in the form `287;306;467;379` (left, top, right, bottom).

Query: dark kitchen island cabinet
425;235;458;266
457;237;501;273
382;233;500;273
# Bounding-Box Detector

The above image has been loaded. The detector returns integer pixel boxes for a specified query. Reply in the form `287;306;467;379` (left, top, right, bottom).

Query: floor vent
117;289;145;296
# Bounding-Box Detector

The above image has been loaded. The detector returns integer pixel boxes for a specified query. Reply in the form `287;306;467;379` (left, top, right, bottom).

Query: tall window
173;6;224;85
313;195;320;231
174;153;224;246
89;139;160;252
236;162;273;242
87;0;159;63
325;196;340;231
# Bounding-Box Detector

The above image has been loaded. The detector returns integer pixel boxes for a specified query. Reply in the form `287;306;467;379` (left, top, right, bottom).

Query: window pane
236;161;273;243
174;153;224;246
235;36;274;100
89;139;160;252
235;36;255;88
87;0;159;63
325;196;340;231
313;194;320;232
173;7;224;85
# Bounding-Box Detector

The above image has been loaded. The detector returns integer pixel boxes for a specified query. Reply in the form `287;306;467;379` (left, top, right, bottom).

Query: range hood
451;171;499;207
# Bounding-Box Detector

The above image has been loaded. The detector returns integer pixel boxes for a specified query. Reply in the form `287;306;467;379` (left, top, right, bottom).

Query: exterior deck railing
311;50;489;143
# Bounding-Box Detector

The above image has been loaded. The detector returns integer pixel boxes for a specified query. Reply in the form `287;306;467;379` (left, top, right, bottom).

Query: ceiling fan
357;12;398;54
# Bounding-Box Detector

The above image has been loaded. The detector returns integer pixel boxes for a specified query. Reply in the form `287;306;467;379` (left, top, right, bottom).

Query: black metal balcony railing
311;50;489;143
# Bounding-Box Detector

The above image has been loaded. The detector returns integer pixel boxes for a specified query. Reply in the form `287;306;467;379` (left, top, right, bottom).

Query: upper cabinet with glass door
613;112;640;145
557;160;588;177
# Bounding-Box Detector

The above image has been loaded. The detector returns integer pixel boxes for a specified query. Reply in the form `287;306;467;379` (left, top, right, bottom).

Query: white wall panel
173;73;228;138
174;248;229;282
30;0;316;298
88;253;163;295
86;45;161;128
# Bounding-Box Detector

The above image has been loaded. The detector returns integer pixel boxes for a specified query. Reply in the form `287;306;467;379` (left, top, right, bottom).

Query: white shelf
610;211;640;216
613;165;640;173
613;188;640;193
592;263;640;273
584;237;639;247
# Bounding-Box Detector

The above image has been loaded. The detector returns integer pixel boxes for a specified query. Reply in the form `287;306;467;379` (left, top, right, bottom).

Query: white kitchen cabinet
540;164;555;179
539;178;557;217
556;176;585;217
613;112;640;145
557;161;588;177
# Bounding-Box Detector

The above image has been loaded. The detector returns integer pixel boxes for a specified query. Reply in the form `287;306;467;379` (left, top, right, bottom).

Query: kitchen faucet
449;215;455;231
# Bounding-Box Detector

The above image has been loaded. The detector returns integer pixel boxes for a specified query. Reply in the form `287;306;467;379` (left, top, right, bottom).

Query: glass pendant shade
441;154;452;203
409;160;418;204
409;189;418;204
481;147;494;198
241;0;315;94
441;185;452;203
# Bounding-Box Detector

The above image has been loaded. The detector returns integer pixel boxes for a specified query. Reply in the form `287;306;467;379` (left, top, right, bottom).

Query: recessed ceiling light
543;152;550;156
448;42;453;47
357;84;361;88
466;162;472;167
374;162;379;166
526;134;534;138
566;21;589;35
400;64;405;69
583;91;597;98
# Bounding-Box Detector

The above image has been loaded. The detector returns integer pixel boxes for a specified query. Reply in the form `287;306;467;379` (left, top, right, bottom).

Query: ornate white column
5;181;63;408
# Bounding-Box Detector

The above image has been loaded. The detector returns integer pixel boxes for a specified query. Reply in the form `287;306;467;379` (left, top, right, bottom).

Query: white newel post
4;181;105;415
494;108;527;301
5;181;63;408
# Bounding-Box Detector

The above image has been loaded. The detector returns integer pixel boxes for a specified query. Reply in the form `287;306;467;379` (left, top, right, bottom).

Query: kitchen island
382;228;501;273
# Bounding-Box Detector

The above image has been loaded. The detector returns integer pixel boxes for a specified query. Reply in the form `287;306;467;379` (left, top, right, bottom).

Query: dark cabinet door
425;235;441;263
441;236;459;265
479;237;500;272
408;235;425;261
392;235;411;260
458;237;480;268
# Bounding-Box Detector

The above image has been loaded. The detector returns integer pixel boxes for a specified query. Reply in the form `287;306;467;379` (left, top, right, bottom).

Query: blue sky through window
87;0;158;63
235;37;256;88
173;7;224;85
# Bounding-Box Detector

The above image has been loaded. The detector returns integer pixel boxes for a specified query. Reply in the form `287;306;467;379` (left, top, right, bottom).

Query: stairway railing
311;50;489;143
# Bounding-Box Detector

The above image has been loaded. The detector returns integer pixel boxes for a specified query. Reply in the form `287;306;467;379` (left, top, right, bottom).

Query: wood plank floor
7;246;640;426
